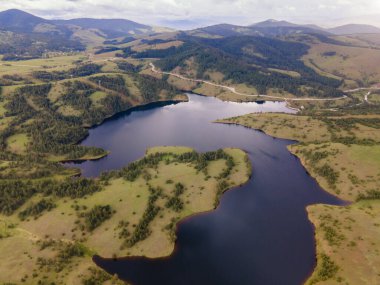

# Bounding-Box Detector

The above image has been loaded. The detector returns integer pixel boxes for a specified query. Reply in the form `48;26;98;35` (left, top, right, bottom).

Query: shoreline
215;118;351;285
61;97;188;164
93;149;252;262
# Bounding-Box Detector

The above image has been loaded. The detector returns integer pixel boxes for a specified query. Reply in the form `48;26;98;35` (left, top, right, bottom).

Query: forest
144;35;345;97
0;178;100;215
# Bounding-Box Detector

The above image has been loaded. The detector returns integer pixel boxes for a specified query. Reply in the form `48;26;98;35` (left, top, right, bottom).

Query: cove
68;94;345;285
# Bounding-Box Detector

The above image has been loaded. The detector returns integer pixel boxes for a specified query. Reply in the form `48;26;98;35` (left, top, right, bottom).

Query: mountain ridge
0;9;158;38
1;9;380;38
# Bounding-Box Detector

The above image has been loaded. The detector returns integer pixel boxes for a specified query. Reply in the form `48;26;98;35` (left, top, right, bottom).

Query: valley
0;7;379;285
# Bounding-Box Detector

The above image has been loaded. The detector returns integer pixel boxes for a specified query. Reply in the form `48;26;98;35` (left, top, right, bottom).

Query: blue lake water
69;94;344;285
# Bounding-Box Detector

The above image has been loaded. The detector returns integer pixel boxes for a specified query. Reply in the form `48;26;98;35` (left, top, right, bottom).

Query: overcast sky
1;0;380;29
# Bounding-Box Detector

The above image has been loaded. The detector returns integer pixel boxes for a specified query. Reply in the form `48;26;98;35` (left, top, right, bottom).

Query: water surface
69;94;344;285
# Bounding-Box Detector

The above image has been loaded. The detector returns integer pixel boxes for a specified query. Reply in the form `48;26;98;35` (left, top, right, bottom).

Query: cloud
0;0;379;28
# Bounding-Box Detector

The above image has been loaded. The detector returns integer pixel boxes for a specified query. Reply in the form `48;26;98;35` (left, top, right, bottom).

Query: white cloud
0;0;379;28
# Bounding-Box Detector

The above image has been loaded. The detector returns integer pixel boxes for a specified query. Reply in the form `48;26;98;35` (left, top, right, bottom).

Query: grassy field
217;111;380;284
307;201;380;285
89;91;108;107
0;146;251;285
303;41;380;85
217;113;330;142
0;54;86;76
6;133;29;154
291;143;380;200
218;113;380;144
131;40;183;52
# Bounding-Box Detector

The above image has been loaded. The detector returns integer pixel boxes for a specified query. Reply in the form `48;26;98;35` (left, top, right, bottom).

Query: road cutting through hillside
149;63;349;102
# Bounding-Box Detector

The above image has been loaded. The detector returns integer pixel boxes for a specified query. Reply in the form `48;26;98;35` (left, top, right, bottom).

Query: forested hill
146;35;344;97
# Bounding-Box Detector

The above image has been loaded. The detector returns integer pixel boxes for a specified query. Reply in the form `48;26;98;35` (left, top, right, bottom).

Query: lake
68;94;344;285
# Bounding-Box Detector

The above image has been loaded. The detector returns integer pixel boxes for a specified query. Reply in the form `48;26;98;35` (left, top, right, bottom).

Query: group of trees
103;36;135;45
106;149;234;184
320;116;380;146
37;242;87;273
82;267;122;285
125;185;162;247
1;80;111;160
116;61;140;73
82;205;114;231
89;75;129;95
0;178;101;215
94;46;120;55
135;74;178;102
0;152;69;180
165;183;185;212
18;198;56;221
176;148;235;175
357;190;380;201
33;63;102;82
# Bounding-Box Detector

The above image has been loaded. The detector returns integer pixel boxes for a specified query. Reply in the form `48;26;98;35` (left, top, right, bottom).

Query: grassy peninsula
217;108;380;284
0;146;251;284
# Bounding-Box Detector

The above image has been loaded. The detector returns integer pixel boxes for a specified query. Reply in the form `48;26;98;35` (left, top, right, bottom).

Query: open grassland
335;34;380;49
0;54;87;76
0;147;251;285
217;113;380;145
217;111;380;284
131;40;183;52
303;42;380;85
291;143;380;200
6;133;29;154
307;201;380;285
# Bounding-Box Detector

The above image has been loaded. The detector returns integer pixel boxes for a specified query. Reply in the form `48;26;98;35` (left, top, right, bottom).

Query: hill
0;9;69;35
0;9;166;60
189;20;330;38
0;9;47;32
133;34;343;98
189;20;380;38
0;9;163;40
252;19;301;28
328;24;380;35
52;18;154;38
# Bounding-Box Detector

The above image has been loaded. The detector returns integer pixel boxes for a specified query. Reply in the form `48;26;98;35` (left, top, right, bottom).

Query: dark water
69;94;344;285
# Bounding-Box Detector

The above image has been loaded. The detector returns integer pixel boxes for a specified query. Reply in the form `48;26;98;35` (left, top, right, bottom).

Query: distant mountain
0;9;48;33
252;19;300;28
250;20;380;36
328;24;380;35
0;9;161;39
52;18;153;38
190;20;380;38
188;24;256;37
250;19;329;36
189;20;330;38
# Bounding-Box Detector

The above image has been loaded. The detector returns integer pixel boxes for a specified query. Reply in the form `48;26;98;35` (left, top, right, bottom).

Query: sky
1;0;380;29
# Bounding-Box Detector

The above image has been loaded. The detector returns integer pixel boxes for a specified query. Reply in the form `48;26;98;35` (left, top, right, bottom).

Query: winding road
344;86;380;105
149;63;349;102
